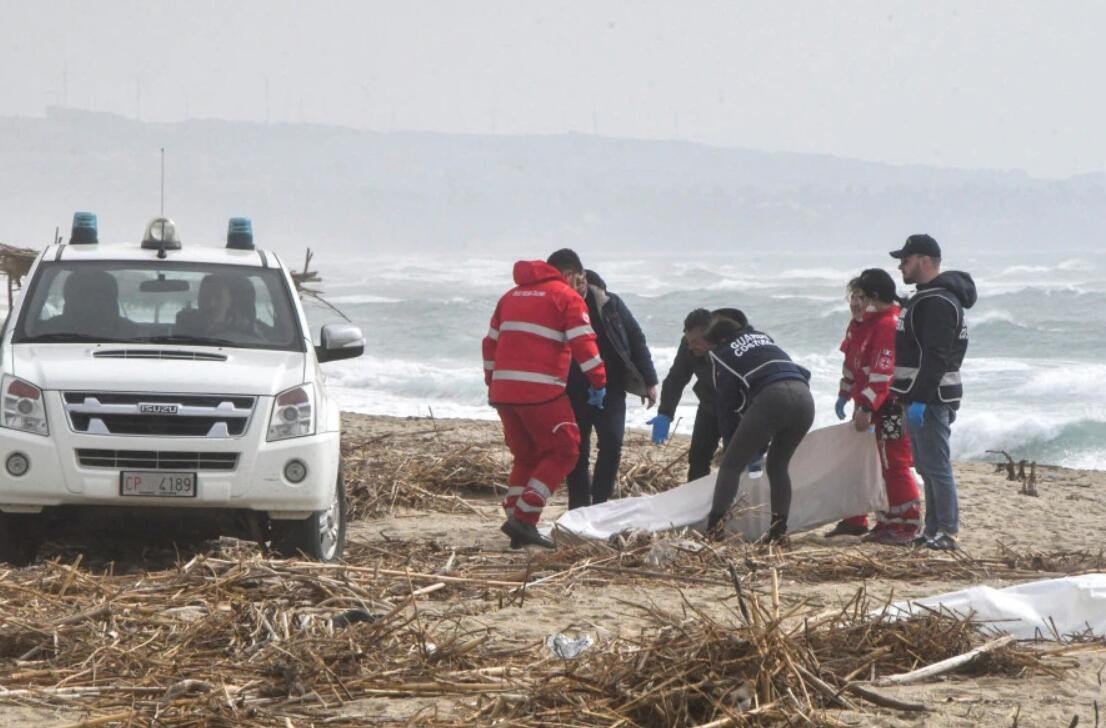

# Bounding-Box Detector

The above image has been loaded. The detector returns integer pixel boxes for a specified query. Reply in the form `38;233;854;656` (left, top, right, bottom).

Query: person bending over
705;315;814;544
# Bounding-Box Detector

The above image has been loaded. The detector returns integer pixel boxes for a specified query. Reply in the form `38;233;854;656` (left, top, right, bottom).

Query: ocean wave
993;259;1092;277
955;413;1106;470
328;294;404;304
776;267;858;282
1013;363;1106;403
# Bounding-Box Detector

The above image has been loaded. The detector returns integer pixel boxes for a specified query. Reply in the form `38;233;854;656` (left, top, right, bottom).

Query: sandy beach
1;412;1104;726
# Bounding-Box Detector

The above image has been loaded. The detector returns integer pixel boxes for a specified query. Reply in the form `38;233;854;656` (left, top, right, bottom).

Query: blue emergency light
226;217;255;250
70;211;98;244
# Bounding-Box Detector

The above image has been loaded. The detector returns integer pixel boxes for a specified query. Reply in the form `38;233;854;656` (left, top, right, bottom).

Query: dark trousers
712;380;815;534
688;402;722;481
566;387;627;510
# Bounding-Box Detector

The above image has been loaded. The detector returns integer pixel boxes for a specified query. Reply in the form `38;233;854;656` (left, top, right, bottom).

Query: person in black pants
566;270;658;509
705;315;814;543
650;308;748;481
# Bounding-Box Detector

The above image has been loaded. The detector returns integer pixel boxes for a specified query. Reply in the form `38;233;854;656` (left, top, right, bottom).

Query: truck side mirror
316;323;365;363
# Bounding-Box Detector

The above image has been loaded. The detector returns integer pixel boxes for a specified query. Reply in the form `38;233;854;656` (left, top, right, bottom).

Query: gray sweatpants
712;379;815;534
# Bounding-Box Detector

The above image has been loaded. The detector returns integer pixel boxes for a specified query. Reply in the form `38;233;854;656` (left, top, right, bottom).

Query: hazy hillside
1;107;1103;257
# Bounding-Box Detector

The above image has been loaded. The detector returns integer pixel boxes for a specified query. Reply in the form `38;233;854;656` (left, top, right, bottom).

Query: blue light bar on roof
70;211;98;245
226;217;254;250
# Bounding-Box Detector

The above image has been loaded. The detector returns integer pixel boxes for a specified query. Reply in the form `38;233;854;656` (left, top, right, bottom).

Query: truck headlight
1;376;49;436
267;385;315;441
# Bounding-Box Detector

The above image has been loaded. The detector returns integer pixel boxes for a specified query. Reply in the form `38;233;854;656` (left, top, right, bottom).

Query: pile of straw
0;552;1062;727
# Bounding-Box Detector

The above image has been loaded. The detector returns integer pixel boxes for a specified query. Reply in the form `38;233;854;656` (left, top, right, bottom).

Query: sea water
306;249;1106;470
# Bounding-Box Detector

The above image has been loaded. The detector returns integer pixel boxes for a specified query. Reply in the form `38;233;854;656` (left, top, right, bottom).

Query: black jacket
568;285;658;397
658;338;715;418
891;271;977;409
709;327;810;443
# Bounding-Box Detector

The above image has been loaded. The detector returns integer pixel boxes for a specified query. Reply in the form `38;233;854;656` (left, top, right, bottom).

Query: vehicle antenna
160;147;165;216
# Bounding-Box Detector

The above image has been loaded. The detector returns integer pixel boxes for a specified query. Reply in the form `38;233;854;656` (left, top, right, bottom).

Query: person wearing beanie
889;235;977;551
825;269;922;545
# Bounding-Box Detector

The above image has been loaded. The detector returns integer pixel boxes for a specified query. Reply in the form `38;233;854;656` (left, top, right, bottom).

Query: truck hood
11;345;307;395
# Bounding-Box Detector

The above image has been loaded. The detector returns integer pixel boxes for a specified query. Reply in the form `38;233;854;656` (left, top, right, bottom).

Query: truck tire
0;513;42;566
270;470;346;562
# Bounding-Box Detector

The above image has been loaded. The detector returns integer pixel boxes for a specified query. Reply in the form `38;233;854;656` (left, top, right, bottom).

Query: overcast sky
2;0;1103;178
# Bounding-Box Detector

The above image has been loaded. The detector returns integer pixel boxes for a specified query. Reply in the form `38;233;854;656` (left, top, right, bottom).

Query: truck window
12;261;304;351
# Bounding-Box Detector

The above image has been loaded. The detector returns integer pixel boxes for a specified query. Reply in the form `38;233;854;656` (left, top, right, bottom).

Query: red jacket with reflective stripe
840;305;900;412
482;260;607;405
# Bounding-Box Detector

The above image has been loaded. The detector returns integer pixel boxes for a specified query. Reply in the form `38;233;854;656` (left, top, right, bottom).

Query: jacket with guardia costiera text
708;327;810;443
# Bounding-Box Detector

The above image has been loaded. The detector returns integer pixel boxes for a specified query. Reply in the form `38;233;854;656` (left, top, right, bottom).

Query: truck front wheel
0;513;42;566
270;470;347;562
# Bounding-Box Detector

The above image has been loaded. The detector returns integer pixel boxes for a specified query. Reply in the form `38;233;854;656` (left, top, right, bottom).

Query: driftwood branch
870;635;1015;686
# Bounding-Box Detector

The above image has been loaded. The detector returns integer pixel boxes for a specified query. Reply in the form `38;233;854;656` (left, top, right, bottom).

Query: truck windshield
13;261;304;351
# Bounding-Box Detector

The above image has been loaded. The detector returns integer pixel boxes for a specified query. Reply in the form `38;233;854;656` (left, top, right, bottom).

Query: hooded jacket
891;271;977;408
482;261;607;405
567;284;658;398
709;327;810;443
840;305;900;413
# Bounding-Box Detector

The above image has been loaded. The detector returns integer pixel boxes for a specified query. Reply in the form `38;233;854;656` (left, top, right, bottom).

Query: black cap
889;233;941;259
855;268;898;303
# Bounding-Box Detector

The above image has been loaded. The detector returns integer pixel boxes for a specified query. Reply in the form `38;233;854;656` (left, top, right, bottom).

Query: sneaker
863;526;916;546
824;520;869;538
926;532;959;551
501;516;555;549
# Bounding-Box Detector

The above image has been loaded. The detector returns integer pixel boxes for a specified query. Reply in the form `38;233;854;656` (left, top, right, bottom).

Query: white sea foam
308;252;1106;470
328;294;404;304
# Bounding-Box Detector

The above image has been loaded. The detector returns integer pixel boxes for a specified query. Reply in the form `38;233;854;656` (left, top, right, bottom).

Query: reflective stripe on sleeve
579;355;603;373
486;326;500;340
565;324;595;340
483;360;495;371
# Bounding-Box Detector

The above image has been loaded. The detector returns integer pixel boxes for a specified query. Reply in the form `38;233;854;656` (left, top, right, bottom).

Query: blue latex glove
907;402;926;428
834;395;849;421
587;386;606;409
647;414;671;444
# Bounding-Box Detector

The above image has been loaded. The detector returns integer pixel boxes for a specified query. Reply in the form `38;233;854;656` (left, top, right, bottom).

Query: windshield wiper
144;334;240;347
22;333;131;343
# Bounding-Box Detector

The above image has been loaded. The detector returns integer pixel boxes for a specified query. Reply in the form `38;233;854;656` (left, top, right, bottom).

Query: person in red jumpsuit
482;249;608;549
824;268;921;545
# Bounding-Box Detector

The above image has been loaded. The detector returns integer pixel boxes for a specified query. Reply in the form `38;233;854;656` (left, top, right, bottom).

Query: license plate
120;471;196;497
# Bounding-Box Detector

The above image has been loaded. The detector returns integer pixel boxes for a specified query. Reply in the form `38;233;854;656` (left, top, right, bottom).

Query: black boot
499;522;523;549
756;515;789;547
502;515;555;549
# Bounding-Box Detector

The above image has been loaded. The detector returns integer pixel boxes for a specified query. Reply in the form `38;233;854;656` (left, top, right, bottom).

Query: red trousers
496;396;580;525
845;412;922;532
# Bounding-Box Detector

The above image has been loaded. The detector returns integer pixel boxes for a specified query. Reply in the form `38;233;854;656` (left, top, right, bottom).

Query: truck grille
93;349;228;362
63;392;255;438
77;449;239;470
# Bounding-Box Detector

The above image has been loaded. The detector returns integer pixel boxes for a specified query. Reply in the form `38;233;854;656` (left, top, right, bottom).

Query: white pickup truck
0;213;364;564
